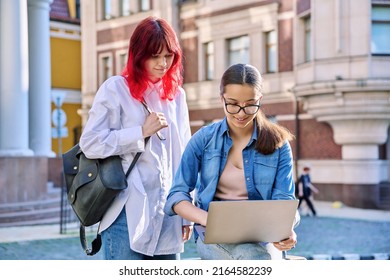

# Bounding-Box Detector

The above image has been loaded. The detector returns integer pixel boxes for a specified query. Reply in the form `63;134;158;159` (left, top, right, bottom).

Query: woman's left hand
272;230;297;251
182;225;193;242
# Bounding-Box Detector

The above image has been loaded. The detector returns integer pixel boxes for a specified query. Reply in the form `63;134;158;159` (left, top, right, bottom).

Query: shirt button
246;177;250;181
245;160;248;163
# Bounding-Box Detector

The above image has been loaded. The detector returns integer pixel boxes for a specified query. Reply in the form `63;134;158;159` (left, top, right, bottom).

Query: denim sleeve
271;141;296;200
164;130;204;216
270;141;301;228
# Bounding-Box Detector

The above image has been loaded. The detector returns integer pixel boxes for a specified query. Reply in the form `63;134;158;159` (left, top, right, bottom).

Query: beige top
215;160;248;200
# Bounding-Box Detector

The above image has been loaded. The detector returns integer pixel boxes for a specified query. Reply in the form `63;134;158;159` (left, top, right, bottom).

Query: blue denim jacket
164;118;297;219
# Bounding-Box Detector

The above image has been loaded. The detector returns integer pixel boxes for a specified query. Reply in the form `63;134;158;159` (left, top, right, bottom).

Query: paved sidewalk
0;222;81;243
0;200;389;244
304;200;390;222
0;200;389;260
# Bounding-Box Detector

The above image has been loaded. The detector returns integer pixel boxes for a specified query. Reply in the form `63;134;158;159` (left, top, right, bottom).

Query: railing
59;171;79;234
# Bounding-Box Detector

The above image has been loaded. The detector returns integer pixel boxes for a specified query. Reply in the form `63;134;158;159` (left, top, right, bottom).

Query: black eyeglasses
222;96;261;115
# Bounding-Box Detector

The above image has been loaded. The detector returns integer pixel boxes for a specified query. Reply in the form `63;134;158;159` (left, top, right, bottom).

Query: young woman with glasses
164;63;299;260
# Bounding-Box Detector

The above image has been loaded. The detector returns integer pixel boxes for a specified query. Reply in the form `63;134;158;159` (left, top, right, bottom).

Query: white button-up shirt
79;76;191;256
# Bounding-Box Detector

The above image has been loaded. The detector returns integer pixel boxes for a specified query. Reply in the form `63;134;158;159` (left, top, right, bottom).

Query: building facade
49;0;82;187
50;0;82;155
0;0;81;225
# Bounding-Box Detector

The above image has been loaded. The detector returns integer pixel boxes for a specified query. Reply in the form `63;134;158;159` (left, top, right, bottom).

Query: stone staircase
378;182;390;210
0;184;77;228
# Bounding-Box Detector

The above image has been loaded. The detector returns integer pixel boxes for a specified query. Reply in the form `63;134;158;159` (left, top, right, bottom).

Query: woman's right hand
142;112;168;138
173;201;208;226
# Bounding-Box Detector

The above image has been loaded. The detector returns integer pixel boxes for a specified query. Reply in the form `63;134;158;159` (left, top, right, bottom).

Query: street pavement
0;200;389;260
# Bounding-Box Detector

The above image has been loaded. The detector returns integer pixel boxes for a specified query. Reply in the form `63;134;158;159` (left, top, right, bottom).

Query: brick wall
278;19;293;72
182;36;199;83
298;118;342;159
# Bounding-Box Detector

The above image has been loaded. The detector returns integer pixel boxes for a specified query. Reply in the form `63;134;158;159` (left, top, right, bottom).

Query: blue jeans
196;238;272;260
101;208;179;260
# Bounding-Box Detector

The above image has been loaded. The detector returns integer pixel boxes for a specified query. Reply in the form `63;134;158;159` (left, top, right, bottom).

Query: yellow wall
50;36;82;155
51;37;81;89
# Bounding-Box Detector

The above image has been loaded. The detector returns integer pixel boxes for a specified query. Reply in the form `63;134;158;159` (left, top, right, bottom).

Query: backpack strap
80;224;102;256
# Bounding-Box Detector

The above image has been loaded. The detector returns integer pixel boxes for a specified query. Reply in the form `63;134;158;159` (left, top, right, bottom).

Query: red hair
122;16;183;101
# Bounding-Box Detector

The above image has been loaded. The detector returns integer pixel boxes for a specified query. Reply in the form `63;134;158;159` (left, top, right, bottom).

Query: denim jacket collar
221;117;258;147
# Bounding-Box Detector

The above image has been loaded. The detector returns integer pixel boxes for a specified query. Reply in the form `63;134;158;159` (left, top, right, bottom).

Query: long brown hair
220;63;294;155
122;16;183;101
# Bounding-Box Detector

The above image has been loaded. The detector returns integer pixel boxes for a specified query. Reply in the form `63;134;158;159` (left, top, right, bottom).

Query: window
204;42;214;80
99;54;113;84
102;56;112;81
265;30;277;73
228;35;249;66
304;16;311;62
75;0;80;19
139;0;151;12
116;51;128;75
120;0;131;16
371;6;390;55
103;0;113;20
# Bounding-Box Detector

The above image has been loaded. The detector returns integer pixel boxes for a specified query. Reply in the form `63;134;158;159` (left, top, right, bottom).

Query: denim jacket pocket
196;149;222;203
253;154;278;185
204;149;222;160
202;149;222;184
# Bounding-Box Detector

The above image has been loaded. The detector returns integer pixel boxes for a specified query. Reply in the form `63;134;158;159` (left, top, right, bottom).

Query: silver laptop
195;200;299;244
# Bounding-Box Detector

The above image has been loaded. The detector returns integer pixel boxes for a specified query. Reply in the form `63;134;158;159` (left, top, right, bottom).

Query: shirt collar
144;80;163;97
221;117;258;143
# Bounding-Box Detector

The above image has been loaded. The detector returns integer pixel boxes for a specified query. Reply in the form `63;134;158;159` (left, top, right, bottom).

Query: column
27;0;55;156
0;0;33;156
80;0;97;126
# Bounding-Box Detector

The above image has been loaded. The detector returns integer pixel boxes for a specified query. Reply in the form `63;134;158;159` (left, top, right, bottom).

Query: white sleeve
79;77;145;159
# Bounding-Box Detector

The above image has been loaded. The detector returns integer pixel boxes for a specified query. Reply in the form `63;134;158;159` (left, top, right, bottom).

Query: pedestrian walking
297;166;319;216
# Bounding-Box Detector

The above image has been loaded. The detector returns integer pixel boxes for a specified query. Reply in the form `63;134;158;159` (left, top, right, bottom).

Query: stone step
0;204;78;227
0;196;62;214
0;187;77;227
378;201;390;210
0;206;62;224
380;186;390;198
0;217;61;227
378;182;390;210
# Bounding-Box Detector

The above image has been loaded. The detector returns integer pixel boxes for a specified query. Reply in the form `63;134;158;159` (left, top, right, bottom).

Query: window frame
120;0;132;16
98;52;114;85
204;41;215;81
227;35;250;67
371;5;390;55
265;30;277;73
116;49;128;75
139;0;151;12
102;0;113;20
303;16;311;63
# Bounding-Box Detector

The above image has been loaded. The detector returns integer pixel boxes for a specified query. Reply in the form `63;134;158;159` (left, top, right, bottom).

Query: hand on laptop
182;225;193;242
273;230;297;251
173;200;208;226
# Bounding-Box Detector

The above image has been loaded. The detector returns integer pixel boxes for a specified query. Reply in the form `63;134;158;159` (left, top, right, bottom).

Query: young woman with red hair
79;16;192;260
